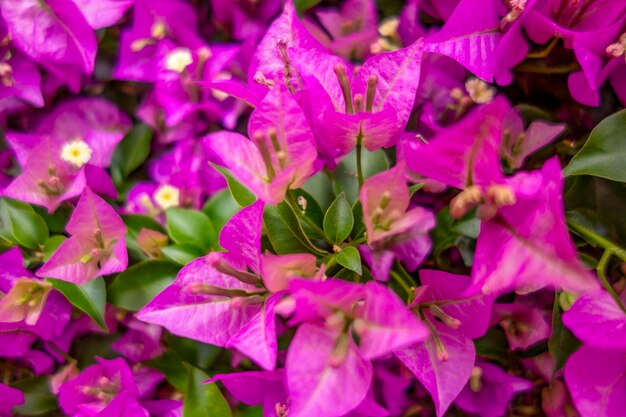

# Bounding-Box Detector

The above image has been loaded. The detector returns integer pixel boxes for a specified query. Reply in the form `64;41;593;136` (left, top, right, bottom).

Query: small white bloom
154;185;180;210
465;78;496;104
60;140;92;168
165;48;193;73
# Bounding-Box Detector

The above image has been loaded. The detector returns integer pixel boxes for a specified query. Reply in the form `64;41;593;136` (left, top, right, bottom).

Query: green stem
356;141;364;189
390;269;414;302
567;219;626;262
596;249;626;314
526;37;559;59
345;236;367;247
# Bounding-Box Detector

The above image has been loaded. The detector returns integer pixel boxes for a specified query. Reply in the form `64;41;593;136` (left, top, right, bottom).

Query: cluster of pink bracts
0;0;624;416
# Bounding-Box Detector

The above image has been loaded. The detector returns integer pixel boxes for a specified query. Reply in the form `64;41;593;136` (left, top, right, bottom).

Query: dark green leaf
166;208;216;251
323;193;353;243
548;293;581;372
183;365;232;417
263;205;310;254
474;328;510;364
567;209;626;261
264;203;325;255
146;352;188;392
11;377;58;416
295;0;322;14
290;189;325;239
47;277;107;330
162;244;206;265
166;334;221;369
111;124;153;183
211;164;256;207
563;109;626;181
335;246;362;275
108;260;180;311
350;200;365;239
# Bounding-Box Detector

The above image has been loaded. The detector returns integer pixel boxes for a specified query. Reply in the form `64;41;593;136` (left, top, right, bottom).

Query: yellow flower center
60;140;93;168
154;185;180;210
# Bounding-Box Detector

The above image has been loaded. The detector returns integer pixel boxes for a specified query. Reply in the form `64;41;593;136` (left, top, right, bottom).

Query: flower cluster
0;0;624;416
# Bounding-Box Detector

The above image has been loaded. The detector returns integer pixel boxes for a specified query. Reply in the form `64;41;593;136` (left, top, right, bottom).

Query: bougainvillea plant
0;0;625;416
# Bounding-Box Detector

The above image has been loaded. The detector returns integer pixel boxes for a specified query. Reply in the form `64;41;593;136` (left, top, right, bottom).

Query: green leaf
323;193;353;243
202;189;240;232
290;189;325;240
264;203;325;255
162;244;206;265
123;214;166;234
110;124;153;183
146;352;188;392
474;328;510;365
211;164;256;207
567;210;626;261
563;109;626;181
42;235;66;261
263;205;310;254
183;365;232;417
0;199;49;249
335;246;362;275
301;171;335;210
294;0;322;14
47;277;107;330
166;334;221;369
350;200;365;239
548;293;581;372
333;149;389;204
565;175;626;247
11;377;58;416
409;183;425;197
166;208;216;251
108;260;180;311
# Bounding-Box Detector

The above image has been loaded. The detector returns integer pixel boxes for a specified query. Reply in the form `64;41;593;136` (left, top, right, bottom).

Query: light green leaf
202;189;240;231
183;365;232;417
335;246;362;275
0;199;49;249
162;244;206;265
166;208;216;251
211;163;257;207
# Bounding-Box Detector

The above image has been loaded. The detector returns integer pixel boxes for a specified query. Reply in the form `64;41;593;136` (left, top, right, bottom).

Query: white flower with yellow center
60;140;93;168
154;185;180;210
165;48;193;73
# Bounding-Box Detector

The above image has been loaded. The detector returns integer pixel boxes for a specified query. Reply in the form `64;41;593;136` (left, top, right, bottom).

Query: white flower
165;48;193;73
60;140;93;168
154;185;180;210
